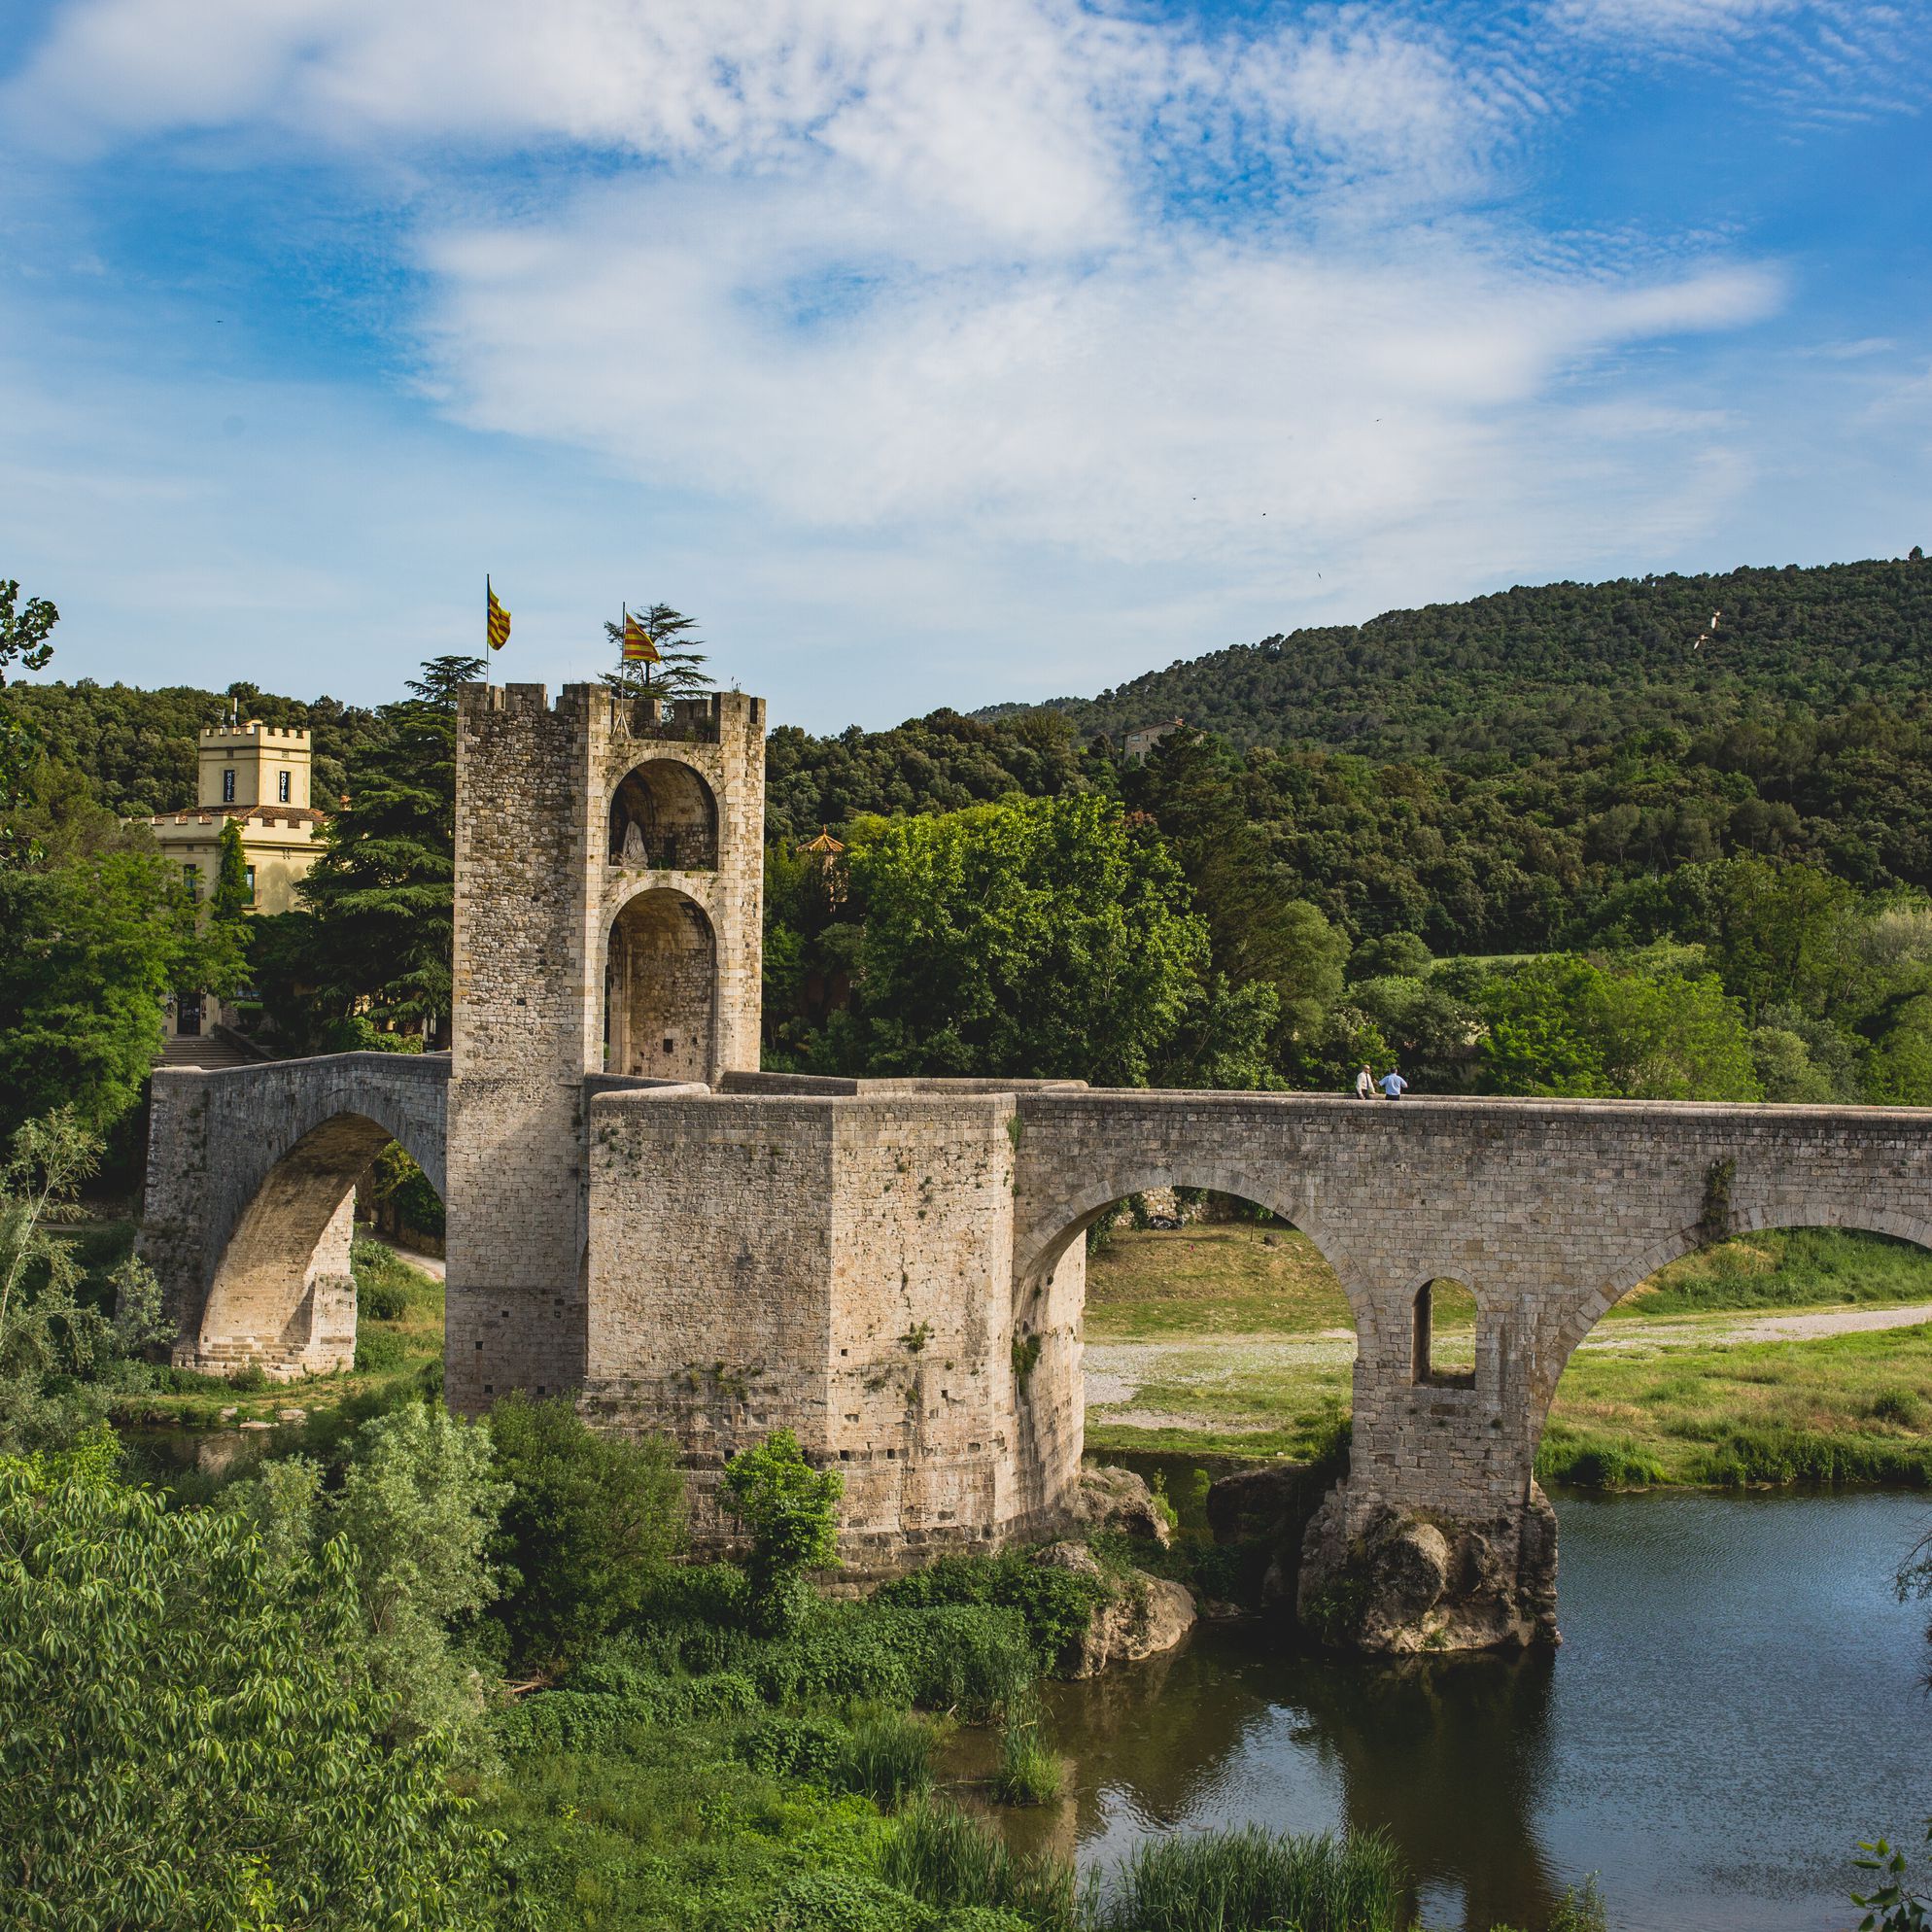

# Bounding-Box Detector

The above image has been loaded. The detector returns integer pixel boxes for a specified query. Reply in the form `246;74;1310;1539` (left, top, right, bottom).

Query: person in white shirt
1354;1064;1374;1099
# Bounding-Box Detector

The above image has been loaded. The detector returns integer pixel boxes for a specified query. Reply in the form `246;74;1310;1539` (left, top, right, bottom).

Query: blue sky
1;0;1926;733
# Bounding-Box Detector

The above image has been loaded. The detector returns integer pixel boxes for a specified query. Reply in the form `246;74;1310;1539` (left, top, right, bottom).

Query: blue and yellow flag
486;576;511;651
622;605;660;664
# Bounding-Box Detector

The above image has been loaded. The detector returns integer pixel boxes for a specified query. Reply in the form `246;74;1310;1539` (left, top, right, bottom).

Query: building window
222;769;236;803
278;770;291;803
182;863;198;895
244;865;257;903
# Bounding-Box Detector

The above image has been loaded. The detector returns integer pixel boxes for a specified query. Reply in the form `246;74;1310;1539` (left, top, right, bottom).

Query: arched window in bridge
1413;1278;1477;1388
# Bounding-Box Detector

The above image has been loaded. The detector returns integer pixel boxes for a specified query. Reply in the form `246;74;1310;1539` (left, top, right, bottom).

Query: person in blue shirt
1380;1068;1408;1100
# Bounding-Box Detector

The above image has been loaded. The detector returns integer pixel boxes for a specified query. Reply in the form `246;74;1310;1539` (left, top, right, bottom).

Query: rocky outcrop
1032;1540;1195;1676
1067;1465;1171;1546
1294;1480;1560;1653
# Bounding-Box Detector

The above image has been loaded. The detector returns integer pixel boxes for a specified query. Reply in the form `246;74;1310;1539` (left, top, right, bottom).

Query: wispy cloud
0;0;1922;721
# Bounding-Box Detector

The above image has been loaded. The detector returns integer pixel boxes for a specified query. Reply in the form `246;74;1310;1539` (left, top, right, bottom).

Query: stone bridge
141;1060;1932;1645
141;1052;449;1375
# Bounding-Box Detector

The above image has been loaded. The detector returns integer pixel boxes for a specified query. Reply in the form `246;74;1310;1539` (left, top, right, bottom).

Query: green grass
106;1237;444;1431
1608;1225;1932;1319
1095;1823;1407;1932
1086;1224;1356;1340
1535;1322;1932;1487
992;1721;1062;1807
1085;1224;1932;1486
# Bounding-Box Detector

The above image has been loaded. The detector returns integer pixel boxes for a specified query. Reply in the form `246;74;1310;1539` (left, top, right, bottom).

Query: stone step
160;1035;255;1069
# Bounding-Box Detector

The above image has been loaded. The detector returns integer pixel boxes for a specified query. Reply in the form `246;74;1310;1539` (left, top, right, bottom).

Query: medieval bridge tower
443;681;766;1413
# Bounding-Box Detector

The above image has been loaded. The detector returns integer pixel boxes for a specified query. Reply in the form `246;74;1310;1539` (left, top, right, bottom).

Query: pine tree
276;659;472;1047
600;604;713;704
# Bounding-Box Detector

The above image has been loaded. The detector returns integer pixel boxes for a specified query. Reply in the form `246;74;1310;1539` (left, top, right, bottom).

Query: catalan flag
622;605;660;665
486;576;511;651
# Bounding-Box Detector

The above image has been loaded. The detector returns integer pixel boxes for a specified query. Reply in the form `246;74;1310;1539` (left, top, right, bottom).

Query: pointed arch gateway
604;886;720;1083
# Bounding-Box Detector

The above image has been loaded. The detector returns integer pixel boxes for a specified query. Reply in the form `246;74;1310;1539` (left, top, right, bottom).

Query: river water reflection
993;1492;1931;1932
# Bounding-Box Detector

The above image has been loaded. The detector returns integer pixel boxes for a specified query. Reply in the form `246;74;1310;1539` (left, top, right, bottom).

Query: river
984;1491;1931;1932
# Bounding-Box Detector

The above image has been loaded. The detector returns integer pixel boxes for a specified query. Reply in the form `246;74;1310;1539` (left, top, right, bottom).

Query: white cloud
0;0;1919;724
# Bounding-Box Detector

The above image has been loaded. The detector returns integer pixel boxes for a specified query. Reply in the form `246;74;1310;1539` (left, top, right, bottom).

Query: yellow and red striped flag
486;576;511;651
622;605;660;664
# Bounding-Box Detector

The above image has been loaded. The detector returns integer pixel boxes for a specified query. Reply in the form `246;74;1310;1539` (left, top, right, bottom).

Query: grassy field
1084;1221;1932;1486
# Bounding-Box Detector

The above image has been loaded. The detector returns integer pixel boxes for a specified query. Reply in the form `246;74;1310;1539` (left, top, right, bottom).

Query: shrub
487;1394;685;1671
354;1329;408;1373
0;1453;492;1926
360;1278;410;1323
874;1549;1108;1673
721;1428;843;1635
1872;1388;1927;1428
1097;1823;1405;1932
226;1360;271;1393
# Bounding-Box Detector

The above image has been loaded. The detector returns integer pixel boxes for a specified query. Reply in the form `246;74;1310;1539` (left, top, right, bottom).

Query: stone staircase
160;1032;257;1070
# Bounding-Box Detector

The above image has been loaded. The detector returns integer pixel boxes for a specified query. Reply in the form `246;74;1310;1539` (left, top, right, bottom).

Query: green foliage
878;1801;1080;1930
354;1235;415;1320
1853;1820;1932;1932
0;1451;493;1928
487;1393;686;1671
798;794;1211;1085
873;1549;1109;1673
329;1402;506;1738
721;1428;844;1634
993;1717;1062;1806
0;1111;167;1453
210;813;252;921
1477;952;1761;1100
0;847;204;1140
247;657;478;1050
1095;1822;1407;1932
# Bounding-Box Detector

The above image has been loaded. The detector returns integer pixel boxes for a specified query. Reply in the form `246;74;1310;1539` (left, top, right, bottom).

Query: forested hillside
1006;553;1932;758
7;678;384;813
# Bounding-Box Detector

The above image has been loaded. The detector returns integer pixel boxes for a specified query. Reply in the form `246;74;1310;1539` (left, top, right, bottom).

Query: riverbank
1085;1223;1932;1486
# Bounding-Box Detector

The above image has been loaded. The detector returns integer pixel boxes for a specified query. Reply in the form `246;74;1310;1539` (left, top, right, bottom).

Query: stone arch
195;1108;446;1378
1009;1160;1359;1534
1530;1199;1932;1429
607;757;719;870
603;885;719;1084
1015;1165;1350;1310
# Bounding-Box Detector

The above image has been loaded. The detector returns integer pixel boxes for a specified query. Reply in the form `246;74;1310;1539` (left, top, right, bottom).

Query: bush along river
960;1489;1930;1932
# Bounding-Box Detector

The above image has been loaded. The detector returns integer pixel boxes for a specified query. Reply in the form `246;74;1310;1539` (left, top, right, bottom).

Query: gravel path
1086;1300;1932;1432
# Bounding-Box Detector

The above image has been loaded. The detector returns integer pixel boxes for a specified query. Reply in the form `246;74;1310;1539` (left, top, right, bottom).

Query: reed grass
993;1718;1063;1806
878;1800;1079;1930
1095;1823;1407;1932
835;1711;934;1809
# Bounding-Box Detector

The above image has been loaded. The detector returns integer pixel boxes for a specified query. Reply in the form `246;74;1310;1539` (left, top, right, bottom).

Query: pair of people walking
1355;1064;1407;1100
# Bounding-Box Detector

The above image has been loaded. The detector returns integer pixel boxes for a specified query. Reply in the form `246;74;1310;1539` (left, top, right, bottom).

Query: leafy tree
0;849;202;1140
0;1110;167;1453
211;815;253;922
329;1402;506;1740
601;604;714;702
486;1394;686;1671
1478;955;1761;1101
815;794;1210;1086
0;576;59;857
721;1428;843;1636
0;1446;494;1928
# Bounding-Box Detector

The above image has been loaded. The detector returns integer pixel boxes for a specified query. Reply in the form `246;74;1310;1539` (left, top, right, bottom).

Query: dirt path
1086;1300;1932;1433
